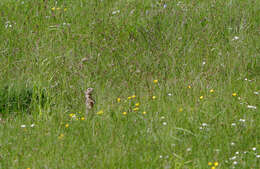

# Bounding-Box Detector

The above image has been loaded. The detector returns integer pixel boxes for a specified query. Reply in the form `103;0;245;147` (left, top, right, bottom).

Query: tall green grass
0;0;259;168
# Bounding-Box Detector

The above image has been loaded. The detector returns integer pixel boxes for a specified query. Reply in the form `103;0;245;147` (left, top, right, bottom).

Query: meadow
0;0;259;168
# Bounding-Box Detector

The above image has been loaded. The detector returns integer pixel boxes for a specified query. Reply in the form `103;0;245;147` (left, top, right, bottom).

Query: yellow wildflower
152;96;156;100
211;167;216;169
135;102;140;107
153;79;158;83
81;117;85;120
142;111;147;115
208;162;212;166
56;7;61;10
69;113;76;118
51;7;55;11
214;162;219;166
26;168;31;169
133;107;139;111
117;98;121;102
131;95;136;99
178;108;183;112
200;96;204;99
58;134;64;139
210;89;214;93
64;8;67;12
232;93;237;96
78;111;82;114
128;96;132;100
188;85;191;89
122;112;127;115
65;124;69;128
96;110;104;115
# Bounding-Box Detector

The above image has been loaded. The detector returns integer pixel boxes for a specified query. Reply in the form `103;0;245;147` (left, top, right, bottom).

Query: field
0;0;259;168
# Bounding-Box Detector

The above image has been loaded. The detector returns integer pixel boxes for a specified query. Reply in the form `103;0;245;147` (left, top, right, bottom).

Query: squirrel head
85;88;94;95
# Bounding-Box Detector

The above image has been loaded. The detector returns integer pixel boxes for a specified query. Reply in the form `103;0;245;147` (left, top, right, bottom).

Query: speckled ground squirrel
85;88;95;114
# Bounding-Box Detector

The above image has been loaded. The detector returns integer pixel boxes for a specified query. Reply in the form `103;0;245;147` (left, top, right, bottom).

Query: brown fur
85;88;95;114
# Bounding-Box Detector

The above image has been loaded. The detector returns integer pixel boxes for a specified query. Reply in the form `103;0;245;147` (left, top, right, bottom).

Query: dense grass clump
0;0;259;169
0;84;47;116
0;85;33;114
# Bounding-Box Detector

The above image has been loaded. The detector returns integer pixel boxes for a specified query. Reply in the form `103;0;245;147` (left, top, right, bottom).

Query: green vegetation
0;0;259;168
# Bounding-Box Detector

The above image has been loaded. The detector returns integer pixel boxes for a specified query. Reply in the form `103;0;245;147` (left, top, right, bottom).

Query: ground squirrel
85;88;95;114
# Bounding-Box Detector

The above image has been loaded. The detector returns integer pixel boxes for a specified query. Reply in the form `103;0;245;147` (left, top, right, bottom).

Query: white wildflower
231;123;236;126
5;21;12;29
63;23;70;26
247;105;257;109
231;142;235;146
254;91;259;95
202;123;207;127
163;122;167;125
168;93;172;96
21;125;26;128
256;155;260;158
233;161;238;165
239;119;245;122
112;10;120;15
186;148;191;152
30;124;35;128
252;147;256;151
230;156;236;160
232;36;239;41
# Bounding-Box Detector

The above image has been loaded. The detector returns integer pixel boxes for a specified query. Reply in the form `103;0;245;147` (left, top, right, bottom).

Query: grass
0;0;259;168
